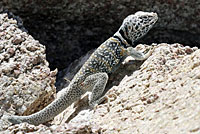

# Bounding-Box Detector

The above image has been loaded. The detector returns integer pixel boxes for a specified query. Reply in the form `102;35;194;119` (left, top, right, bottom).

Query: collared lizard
6;11;158;125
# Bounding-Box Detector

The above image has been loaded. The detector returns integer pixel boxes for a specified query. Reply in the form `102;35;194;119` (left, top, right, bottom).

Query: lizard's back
72;37;127;87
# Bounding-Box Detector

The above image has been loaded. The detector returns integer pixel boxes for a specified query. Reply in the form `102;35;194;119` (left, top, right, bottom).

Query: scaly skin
7;11;158;125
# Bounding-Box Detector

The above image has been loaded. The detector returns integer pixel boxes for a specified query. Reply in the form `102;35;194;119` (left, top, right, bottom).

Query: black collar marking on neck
113;35;128;48
119;29;132;46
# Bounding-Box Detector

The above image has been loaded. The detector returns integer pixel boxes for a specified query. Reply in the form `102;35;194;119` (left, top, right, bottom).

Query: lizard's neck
113;31;131;48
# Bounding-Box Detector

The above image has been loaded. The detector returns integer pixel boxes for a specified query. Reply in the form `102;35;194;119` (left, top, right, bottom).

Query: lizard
6;11;158;125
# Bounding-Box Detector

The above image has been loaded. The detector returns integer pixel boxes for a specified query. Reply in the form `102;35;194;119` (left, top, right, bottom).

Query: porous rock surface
90;44;200;134
2;43;200;134
0;13;57;131
1;0;199;70
0;5;200;133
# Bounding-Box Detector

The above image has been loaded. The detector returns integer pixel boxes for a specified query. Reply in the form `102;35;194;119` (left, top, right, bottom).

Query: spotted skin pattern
7;11;158;125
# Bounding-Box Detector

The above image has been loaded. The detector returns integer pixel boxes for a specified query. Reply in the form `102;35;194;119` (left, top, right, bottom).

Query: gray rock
0;13;57;131
3;43;200;134
1;2;200;133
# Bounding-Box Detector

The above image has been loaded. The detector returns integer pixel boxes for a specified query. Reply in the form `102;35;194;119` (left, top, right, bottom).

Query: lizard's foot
127;45;155;61
89;95;107;108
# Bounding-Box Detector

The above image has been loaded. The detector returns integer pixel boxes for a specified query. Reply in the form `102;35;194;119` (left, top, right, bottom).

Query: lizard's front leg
81;72;108;107
127;46;155;60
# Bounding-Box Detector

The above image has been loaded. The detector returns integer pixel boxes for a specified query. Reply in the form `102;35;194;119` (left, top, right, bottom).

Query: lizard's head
119;11;158;45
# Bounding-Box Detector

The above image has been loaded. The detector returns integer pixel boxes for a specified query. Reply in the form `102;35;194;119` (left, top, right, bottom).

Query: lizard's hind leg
82;73;108;107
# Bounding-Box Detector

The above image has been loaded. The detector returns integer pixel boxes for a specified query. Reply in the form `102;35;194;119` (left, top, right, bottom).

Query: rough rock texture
90;44;200;134
1;0;199;70
0;13;57;131
2;43;200;134
1;3;200;133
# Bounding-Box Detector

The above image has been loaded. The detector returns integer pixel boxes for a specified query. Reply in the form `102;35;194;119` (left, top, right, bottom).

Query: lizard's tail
7;87;84;125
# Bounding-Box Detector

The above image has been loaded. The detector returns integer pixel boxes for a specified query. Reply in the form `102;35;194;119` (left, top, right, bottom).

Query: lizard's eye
128;26;132;30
